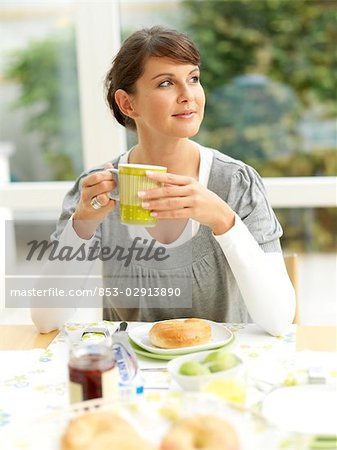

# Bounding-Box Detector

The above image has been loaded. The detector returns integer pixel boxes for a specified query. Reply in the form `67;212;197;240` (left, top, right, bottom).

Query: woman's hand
140;171;235;235
73;163;117;239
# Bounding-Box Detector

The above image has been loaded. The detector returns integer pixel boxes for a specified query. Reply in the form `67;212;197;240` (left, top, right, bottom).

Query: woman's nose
177;84;194;102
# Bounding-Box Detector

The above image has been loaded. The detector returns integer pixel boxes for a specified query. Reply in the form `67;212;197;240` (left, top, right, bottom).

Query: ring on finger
90;196;102;210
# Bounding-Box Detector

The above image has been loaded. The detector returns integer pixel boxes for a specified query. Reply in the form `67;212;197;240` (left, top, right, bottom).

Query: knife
117;321;128;333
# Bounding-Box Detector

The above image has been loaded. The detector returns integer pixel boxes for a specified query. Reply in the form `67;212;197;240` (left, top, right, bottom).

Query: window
0;0;83;181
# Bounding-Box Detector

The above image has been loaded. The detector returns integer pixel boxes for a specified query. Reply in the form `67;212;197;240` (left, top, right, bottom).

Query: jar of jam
68;343;119;404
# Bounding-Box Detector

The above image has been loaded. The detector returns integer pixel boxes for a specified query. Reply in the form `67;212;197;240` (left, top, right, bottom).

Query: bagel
149;318;212;349
61;411;154;450
160;415;240;450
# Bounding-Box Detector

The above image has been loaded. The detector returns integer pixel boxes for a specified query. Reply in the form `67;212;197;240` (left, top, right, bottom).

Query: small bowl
167;349;244;392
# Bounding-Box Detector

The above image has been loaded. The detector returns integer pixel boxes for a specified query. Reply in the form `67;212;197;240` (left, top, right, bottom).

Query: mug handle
107;167;119;201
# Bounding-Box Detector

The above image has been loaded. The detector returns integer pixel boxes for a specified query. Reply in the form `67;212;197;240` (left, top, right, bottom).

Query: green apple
202;350;239;370
179;361;210;376
208;362;229;373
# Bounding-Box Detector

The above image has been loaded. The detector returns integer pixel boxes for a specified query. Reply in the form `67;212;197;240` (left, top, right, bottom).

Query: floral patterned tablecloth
0;323;336;439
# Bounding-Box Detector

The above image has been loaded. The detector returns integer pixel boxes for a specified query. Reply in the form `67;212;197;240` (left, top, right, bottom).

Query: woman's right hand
72;163;117;239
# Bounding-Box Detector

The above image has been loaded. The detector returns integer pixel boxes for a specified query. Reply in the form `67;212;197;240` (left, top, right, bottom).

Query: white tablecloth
0;322;335;433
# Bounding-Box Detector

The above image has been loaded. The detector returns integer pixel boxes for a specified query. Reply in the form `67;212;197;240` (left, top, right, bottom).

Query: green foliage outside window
181;0;336;161
182;0;336;111
4;29;82;180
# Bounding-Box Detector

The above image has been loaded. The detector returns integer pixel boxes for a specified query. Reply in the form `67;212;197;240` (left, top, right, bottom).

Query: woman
31;26;295;335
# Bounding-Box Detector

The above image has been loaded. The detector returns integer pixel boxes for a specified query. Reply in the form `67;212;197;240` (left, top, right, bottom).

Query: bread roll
160;415;241;450
61;411;154;450
149;318;212;349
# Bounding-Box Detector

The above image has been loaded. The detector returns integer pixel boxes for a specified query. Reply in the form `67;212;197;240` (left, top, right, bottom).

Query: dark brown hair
104;26;201;130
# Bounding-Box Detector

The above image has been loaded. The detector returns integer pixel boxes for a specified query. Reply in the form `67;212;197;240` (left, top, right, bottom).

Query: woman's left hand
139;171;235;235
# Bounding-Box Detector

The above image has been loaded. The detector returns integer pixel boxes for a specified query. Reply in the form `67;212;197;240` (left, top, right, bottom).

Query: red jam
68;344;117;403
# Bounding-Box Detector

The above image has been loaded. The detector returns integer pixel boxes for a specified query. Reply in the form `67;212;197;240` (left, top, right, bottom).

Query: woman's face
129;56;205;139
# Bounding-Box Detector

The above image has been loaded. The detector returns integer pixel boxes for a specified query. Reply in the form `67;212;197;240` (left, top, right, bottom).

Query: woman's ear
114;89;137;118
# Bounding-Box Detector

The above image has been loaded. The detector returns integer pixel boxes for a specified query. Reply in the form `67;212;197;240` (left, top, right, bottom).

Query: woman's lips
172;111;196;119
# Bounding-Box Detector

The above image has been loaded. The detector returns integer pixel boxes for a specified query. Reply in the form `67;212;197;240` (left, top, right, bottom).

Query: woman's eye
191;76;200;83
159;80;172;88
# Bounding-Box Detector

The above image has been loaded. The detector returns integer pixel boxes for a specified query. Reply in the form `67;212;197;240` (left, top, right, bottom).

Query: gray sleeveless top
53;147;282;323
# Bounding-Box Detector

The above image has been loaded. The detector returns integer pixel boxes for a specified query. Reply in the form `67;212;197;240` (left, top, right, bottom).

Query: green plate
129;334;234;361
310;436;337;449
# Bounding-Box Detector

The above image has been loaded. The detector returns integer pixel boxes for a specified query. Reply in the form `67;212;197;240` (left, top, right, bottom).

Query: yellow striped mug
109;164;167;226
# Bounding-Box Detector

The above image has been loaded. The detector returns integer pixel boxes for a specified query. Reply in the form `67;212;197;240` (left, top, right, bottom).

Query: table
0;325;58;350
296;326;336;352
0;322;336;441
